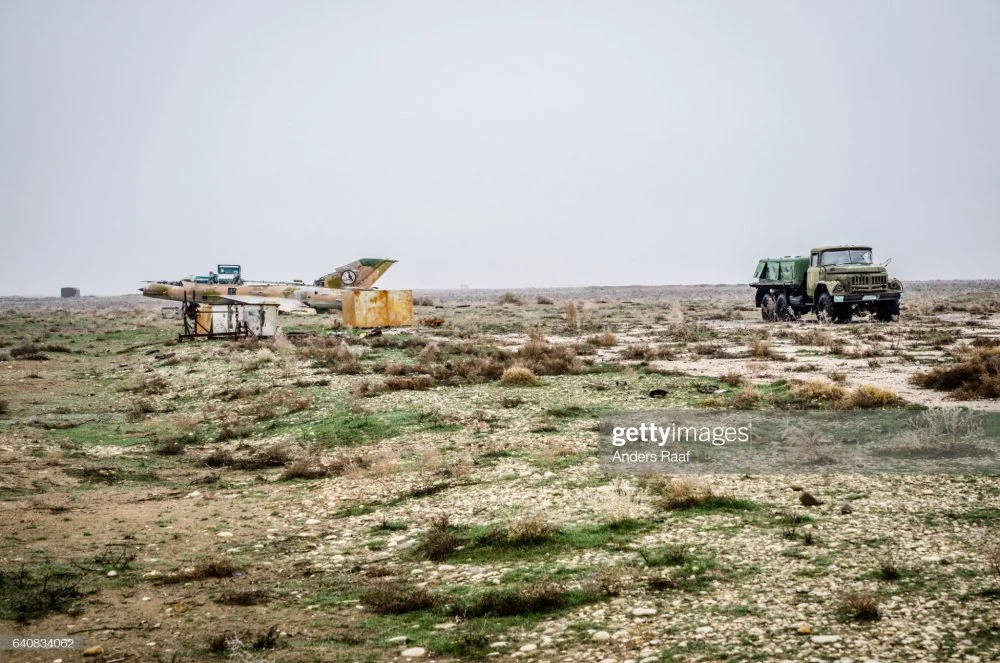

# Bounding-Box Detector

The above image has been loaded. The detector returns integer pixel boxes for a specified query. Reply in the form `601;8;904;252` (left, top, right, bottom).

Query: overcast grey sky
1;0;998;296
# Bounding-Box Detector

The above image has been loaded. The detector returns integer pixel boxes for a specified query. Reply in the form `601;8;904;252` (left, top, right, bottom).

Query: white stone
519;643;538;652
106;570;117;577
401;647;426;658
695;626;713;635
811;635;841;644
632;607;657;616
216;531;233;538
387;636;408;644
592;631;612;641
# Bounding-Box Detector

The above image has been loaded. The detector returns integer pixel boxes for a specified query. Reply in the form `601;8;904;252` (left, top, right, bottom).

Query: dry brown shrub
427;356;506;385
280;460;331;480
349;380;383;399
370;453;398;477
374;361;419;376
416;515;462;561
910;347;1000;399
692;342;726;357
126;374;169;395
789;380;849;404
488;514;557;546
497;292;523;305
748;339;782;359
841;385;904;409
301;344;362;374
841;591;880;621
564;302;577;328
986;540;1000;584
419;448;442;474
234;444;292;470
624;344;675;361
536;295;554;305
272;389;312;413
500;365;540;386
783;425;844;466
791;329;835;346
731;386;763;409
383;375;435;391
603;479;643;524
204;448;235;467
360;581;436;614
517;341;581;375
660;477;713;509
160;557;239;584
719;372;745;387
527;328;547;343
828;371;848;384
448;455;473;478
586;332;617;348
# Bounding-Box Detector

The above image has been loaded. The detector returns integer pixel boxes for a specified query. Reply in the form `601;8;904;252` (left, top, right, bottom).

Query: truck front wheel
874;300;900;322
816;293;835;323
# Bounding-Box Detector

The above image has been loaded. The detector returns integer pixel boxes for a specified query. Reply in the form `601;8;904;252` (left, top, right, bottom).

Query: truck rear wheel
775;294;791;321
761;294;776;322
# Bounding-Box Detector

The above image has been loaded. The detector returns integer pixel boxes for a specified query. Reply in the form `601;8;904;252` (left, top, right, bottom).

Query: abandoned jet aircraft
141;259;395;314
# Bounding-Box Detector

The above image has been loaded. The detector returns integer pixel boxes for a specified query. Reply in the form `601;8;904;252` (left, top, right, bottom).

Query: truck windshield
820;250;872;266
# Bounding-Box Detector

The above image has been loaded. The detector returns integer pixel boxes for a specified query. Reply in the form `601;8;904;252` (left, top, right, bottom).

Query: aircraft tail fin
315;259;396;289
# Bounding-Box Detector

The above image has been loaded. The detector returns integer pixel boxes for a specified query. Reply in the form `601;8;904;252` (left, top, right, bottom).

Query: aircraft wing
219;294;317;315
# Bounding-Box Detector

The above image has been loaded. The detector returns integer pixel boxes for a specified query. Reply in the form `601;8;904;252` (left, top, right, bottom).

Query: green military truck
751;246;903;323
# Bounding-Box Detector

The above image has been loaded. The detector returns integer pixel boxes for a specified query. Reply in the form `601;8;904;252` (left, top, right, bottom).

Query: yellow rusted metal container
343;290;413;328
195;305;213;335
387;290;414;327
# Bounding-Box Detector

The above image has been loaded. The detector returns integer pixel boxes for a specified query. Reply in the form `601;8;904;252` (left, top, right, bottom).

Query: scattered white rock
401;647;426;658
592;631;612;641
811;635;841;644
519;643;538;652
632;607;657;616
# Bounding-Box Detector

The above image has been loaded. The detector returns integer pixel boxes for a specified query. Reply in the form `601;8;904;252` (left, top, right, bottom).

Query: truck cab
214;265;242;285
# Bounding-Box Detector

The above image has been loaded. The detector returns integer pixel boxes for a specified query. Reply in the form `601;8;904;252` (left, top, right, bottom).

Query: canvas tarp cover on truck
754;257;808;284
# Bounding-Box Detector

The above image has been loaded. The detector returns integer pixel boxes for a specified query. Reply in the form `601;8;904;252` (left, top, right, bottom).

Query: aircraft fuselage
142;281;344;311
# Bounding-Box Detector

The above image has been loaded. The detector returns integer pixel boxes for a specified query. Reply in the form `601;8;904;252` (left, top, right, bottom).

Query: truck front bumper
833;292;903;304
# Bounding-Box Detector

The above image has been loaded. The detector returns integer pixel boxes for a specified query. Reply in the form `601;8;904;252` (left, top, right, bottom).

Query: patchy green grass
433;520;652;564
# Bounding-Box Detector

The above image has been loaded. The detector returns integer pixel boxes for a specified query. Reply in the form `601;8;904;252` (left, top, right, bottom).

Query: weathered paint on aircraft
141;259;396;314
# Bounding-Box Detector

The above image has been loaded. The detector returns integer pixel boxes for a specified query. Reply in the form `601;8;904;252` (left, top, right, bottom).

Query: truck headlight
833;282;845;293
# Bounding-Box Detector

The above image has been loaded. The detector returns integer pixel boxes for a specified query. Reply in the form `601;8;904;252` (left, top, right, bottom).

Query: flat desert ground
1;281;999;662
